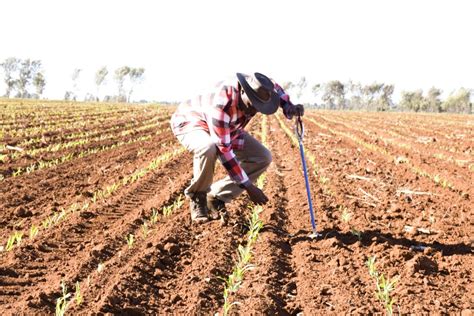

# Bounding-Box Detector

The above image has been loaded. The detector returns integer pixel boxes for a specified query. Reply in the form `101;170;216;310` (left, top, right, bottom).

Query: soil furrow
314;113;474;192
0;133;177;241
232;115;301;315
0;154;192;313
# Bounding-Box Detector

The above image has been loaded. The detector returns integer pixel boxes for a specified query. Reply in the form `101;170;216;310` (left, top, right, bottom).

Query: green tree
127;67;145;102
114;66;130;102
346;81;363;110
322;80;345;109
95;66;108;101
362;83;383;111
71;68;82;101
0;57;20;97
379;84;394;111
295;76;307;100
15;59;42;98
33;72;46;98
442;88;471;113
399;90;427;112
311;83;322;107
426;87;442;112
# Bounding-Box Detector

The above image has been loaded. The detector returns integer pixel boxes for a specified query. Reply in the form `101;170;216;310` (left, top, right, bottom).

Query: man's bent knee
262;148;272;168
196;142;217;158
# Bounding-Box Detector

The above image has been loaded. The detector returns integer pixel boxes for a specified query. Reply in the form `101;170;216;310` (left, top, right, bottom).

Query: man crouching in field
170;72;304;224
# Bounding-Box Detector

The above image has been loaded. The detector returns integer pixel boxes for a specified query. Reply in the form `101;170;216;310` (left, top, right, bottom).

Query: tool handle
295;115;304;140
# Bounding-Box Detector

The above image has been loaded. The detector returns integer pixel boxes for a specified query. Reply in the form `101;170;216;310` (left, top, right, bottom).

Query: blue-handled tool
295;115;321;239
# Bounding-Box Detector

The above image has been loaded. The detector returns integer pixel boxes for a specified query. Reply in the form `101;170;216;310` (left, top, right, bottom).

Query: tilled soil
0;107;472;315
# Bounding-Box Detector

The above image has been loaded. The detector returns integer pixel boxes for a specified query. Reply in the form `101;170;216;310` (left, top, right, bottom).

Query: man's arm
207;104;250;185
273;82;304;119
206;87;269;205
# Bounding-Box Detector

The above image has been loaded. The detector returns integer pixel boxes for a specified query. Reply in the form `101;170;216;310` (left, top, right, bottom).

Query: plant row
317;113;473;170
1;126;173;181
9;111;169;151
0;144;186;253
306;116;466;197
220;116;268;315
4;116;169;162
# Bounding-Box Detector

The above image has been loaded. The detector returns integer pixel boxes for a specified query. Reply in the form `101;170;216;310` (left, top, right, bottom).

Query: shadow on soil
287;227;473;256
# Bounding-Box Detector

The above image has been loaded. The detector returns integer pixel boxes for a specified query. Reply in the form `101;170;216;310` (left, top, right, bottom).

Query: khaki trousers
176;130;272;203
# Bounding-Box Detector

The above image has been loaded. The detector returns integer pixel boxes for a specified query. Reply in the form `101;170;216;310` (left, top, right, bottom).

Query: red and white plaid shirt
171;77;296;185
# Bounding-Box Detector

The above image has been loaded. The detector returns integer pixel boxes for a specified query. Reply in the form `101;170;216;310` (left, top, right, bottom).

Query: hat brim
236;73;280;115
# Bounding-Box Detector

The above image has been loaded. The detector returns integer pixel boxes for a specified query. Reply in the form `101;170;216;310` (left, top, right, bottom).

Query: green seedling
141;221;150;238
376;274;398;315
320;176;330;185
351;228;362;240
75;281;83;306
91;191;100;203
222;286;240;316
150;208;159;225
97;262;105;273
29;225;39;240
55;280;71;316
367;256;377;278
5;231;23;251
5;235;16;251
26;165;36;174
341;207;352;223
42;216;53;229
56;208;67;223
162;195;185;217
237;244;252;265
162;205;173;217
175;195;184;208
125;234;135;249
13;167;22;177
366;256;398;316
81;202;90;211
256;174;265;189
340;207;362;240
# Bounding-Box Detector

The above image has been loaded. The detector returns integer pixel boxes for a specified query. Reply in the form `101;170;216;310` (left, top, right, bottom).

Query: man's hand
287;104;304;118
244;182;269;205
294;104;304;116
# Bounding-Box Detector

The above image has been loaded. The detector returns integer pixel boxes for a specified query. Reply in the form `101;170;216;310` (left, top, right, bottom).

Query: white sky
1;0;473;103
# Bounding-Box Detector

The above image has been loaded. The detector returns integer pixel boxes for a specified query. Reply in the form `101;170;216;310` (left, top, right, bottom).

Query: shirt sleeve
273;82;297;119
207;88;249;185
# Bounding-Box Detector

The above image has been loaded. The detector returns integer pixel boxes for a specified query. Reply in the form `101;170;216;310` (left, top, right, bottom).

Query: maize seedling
366;256;398;316
150;208;159;225
5;231;23;251
126;234;135;249
55;280;72;316
29;225;39;240
141;221;150;238
97;262;105;273
341;207;352;223
75;281;83;306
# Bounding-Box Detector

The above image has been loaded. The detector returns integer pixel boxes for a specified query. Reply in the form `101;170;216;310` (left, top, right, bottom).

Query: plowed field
0;101;472;315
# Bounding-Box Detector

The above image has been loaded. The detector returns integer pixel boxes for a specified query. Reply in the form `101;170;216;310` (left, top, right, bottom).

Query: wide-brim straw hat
236;72;279;115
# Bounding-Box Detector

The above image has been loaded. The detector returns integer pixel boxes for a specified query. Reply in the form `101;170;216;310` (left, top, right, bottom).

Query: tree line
1;57;472;113
0;58;46;99
283;78;472;114
64;66;145;103
0;57;145;103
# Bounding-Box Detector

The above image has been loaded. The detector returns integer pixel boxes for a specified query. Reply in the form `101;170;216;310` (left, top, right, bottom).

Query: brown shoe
190;193;209;223
207;196;228;223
